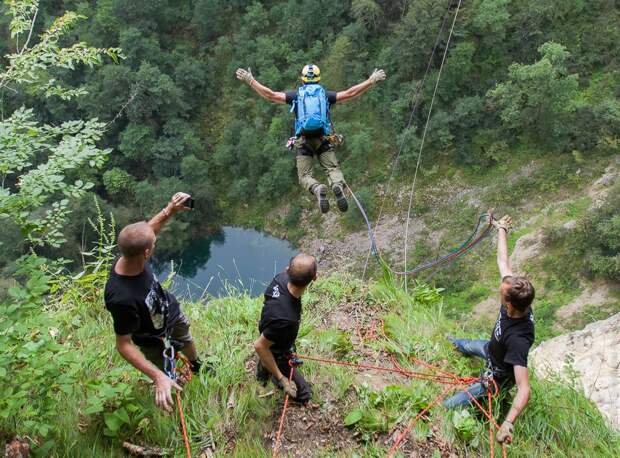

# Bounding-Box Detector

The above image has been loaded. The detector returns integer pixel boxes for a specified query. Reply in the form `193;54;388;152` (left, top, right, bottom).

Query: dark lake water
154;226;298;299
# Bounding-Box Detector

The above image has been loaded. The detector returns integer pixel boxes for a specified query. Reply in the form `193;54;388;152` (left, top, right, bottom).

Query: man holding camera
104;192;203;412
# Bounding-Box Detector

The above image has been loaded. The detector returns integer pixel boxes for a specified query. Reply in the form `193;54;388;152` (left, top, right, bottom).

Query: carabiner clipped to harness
162;338;177;381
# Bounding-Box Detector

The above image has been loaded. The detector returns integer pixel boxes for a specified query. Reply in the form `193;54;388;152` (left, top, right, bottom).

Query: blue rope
345;182;493;276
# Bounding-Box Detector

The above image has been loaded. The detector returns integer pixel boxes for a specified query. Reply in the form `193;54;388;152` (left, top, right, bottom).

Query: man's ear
313;271;319;280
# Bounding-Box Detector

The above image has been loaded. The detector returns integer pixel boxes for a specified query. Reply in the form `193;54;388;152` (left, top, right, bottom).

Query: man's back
259;271;302;354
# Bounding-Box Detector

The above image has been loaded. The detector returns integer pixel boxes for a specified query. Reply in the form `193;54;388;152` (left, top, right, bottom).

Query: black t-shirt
104;259;181;347
258;272;302;354
285;88;338;110
487;305;535;381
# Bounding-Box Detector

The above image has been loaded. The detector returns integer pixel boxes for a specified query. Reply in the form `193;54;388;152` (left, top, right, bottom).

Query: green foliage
487;42;579;147
0;1;119;249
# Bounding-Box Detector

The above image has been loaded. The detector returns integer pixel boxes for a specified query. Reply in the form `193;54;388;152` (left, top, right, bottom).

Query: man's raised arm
336;68;386;103
148;192;192;235
493;215;513;279
236;67;286;104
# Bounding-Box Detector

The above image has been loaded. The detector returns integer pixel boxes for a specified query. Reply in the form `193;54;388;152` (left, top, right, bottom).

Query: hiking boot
313;184;329;213
332;184;348;212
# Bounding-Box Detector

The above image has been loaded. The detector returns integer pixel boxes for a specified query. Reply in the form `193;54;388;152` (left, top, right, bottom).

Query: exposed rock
509;229;544;271
531;313;620;430
472;295;499;320
587;160;619;208
555;281;618;320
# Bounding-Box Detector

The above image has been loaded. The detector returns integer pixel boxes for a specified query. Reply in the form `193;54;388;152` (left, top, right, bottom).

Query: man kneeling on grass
104;192;205;412
253;254;317;405
444;215;535;445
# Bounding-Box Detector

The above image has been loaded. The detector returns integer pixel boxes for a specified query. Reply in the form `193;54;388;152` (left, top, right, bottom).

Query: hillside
2;1;620;456
2;258;619;456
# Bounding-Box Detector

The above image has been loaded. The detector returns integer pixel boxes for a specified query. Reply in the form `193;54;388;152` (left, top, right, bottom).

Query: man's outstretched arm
497;365;531;444
493;215;513;279
336;68;386;103
236;67;286;104
148;192;192;235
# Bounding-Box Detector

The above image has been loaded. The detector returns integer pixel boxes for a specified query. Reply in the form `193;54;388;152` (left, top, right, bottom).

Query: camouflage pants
295;137;345;193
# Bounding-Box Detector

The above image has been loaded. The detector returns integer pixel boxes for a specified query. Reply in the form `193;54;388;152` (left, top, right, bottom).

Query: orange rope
272;365;295;458
177;390;192;458
174;353;193;458
387;384;455;457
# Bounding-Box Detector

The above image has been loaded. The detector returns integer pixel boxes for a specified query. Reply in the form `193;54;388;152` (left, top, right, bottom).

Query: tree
487;42;579;147
0;1;121;248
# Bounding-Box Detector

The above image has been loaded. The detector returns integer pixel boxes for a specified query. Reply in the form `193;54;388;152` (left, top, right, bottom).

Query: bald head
288;253;317;287
118;221;155;258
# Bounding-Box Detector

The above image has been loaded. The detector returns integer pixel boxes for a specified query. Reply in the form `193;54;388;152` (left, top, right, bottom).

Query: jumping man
444;215;535;445
253;254;318;404
236;65;386;213
104;193;205;412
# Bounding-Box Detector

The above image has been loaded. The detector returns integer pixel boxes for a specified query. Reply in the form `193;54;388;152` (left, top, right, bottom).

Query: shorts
138;313;193;370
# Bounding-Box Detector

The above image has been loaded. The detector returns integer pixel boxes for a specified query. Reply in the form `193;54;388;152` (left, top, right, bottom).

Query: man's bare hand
236;67;254;85
278;376;297;398
369;68;386;84
492;215;512;232
496;420;514;444
154;374;182;412
168;192;192;214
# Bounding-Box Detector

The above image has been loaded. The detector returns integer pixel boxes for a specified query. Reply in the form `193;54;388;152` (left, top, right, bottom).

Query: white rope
361;0;454;281
403;0;462;292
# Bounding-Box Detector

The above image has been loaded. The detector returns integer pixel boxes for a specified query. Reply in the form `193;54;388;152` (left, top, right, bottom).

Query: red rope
291;353;509;458
272;365;295;458
174;353;193;458
386;384;455;457
295;353;475;385
177;391;192;458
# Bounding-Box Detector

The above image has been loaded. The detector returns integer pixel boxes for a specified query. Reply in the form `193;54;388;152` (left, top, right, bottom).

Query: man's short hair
118;221;154;258
502;276;535;312
288;254;317;288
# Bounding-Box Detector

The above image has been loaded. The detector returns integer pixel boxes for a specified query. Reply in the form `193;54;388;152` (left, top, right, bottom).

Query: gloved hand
496;420;514;444
492;215;512;232
236;67;254;85
278;375;297;398
369;68;386;84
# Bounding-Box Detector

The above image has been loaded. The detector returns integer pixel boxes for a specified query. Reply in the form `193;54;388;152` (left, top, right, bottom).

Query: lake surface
154;226;298;299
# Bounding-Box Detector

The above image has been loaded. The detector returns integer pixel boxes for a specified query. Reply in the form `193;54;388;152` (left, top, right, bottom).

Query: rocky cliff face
531;313;620;430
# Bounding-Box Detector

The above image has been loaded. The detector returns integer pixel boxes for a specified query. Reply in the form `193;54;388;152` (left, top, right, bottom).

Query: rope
286;351;509;457
403;0;463;291
364;0;454;280
175;353;193;458
272;365;295;458
386;384;455;457
345;181;494;277
177;391;192;458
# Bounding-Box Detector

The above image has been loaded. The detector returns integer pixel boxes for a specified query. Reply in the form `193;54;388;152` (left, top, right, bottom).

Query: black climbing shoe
314;184;329;213
332;185;348;212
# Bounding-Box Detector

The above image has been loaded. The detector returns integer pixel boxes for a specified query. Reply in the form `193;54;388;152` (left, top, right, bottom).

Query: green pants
295;137;345;193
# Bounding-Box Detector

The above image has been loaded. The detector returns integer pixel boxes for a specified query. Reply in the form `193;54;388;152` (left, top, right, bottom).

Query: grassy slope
30;273;618;457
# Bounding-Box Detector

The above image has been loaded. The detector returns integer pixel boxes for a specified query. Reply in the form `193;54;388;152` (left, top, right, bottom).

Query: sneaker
332;184;348;212
314;184;329;213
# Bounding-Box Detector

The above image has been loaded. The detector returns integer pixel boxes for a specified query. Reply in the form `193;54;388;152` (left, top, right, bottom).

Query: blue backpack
291;84;332;137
